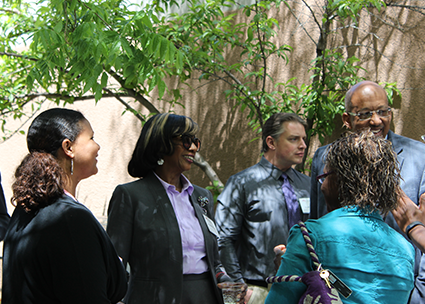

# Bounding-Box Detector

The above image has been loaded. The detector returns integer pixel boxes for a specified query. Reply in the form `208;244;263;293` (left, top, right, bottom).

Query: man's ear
61;139;74;158
266;136;276;151
342;112;353;130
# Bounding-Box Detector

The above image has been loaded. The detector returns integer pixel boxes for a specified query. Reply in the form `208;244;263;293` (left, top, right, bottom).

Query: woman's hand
273;244;286;271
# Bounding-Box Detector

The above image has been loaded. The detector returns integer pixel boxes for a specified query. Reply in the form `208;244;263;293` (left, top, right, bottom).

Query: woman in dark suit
2;108;127;304
107;113;236;304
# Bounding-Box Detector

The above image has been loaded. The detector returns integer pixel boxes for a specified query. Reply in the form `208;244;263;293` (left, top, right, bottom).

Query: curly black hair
326;130;401;214
12;108;86;212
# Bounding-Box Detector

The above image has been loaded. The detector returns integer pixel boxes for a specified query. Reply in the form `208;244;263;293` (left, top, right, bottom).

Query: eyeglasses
316;171;334;184
347;108;391;121
176;134;201;152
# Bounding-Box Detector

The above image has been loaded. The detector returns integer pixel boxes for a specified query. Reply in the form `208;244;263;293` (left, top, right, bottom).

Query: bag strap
266;221;319;284
298;221;320;269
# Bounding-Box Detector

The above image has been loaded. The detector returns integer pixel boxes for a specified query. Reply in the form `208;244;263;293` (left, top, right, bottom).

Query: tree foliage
0;0;421;181
0;0;184;130
0;0;227;186
158;0;401;170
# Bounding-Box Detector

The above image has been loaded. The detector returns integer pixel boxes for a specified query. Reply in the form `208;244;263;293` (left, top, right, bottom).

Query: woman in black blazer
107;113;240;304
2;108;127;304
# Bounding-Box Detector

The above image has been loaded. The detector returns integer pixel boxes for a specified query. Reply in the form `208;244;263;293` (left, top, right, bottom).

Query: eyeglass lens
316;171;333;184
181;135;201;151
357;109;390;120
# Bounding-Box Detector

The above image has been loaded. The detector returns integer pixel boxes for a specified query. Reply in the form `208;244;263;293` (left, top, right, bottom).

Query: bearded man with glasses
310;80;425;304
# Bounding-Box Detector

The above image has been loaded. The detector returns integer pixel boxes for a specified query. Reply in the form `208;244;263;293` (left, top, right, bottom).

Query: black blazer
107;172;224;304
3;195;127;304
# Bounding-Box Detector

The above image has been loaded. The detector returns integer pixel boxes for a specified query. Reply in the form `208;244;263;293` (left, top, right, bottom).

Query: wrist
405;221;425;240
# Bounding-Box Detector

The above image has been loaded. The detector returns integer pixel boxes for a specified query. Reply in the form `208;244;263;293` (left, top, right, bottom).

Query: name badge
203;214;219;238
328;269;352;298
299;198;310;214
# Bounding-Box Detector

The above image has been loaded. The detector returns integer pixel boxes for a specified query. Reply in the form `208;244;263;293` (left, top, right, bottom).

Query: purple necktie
282;173;301;229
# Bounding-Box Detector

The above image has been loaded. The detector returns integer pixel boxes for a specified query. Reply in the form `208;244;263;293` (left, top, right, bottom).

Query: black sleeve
49;206;127;303
0;172;10;241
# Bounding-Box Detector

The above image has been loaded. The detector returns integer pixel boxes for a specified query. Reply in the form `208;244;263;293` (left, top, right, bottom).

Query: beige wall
1;1;425;224
0;100;144;223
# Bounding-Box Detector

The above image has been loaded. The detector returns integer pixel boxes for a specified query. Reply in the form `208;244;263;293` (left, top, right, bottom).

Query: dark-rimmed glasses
347;108;391;121
176;135;201;152
316;171;334;184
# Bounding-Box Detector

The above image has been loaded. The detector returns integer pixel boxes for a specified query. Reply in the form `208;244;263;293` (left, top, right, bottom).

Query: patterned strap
298;221;320;269
266;274;302;283
265;221;320;284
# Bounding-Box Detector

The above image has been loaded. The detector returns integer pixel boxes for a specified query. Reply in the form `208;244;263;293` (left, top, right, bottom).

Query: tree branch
194;153;224;188
284;1;317;46
102;87;145;122
0;8;22;15
107;68;160;113
301;0;322;30
75;0;114;31
0;51;38;61
336;44;425;70
386;3;425;16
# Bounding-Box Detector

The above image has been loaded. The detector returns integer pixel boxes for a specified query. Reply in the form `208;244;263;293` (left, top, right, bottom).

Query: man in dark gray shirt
215;113;310;304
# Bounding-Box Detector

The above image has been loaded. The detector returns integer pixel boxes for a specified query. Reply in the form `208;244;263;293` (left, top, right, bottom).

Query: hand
273;244;286;271
217;282;247;304
392;191;425;233
238;283;248;304
244;287;253;304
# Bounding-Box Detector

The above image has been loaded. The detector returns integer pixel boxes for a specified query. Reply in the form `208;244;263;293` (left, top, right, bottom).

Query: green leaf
101;72;108;88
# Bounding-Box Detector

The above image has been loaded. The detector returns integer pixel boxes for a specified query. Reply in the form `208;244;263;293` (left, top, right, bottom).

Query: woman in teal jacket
265;131;415;304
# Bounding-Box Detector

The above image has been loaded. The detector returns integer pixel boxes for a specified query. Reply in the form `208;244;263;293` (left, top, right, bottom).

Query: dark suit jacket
0;172;10;240
107;172;224;304
310;130;425;304
3;195;127;304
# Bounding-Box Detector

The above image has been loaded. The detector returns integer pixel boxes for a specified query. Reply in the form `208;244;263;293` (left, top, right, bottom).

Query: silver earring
71;159;74;175
157;159;164;166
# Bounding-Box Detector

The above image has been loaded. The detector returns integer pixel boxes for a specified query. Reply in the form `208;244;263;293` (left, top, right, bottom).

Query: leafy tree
0;0;227;185
0;0;422;187
160;0;405;171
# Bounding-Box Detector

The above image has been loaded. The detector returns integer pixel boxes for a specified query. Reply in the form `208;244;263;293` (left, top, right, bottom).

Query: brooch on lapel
198;196;209;215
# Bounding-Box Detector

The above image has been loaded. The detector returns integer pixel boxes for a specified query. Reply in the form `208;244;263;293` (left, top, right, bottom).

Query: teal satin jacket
265;207;415;304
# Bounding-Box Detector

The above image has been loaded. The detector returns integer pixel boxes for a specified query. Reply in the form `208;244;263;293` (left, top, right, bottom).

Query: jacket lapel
388;130;405;170
144;173;183;262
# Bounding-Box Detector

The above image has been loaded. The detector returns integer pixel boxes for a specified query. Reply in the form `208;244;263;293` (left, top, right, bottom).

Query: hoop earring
71;159;74;175
157;159;164;166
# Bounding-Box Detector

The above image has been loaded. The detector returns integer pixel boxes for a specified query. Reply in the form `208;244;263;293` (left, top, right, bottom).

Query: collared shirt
265;207;415;304
155;173;208;274
215;157;310;281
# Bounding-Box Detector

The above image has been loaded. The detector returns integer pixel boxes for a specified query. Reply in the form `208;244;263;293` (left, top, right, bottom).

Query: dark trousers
182;272;221;304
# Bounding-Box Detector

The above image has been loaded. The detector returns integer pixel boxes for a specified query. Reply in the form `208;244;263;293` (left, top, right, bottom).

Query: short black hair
128;113;199;178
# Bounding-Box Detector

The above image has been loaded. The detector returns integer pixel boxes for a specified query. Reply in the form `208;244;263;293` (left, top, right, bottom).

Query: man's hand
392;191;425;253
392;191;425;233
273;244;286;271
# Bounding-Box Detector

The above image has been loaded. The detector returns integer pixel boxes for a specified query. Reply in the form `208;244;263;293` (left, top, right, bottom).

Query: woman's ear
61;138;74;158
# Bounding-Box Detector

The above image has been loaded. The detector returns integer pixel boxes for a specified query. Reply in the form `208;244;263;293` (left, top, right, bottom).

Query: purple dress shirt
155;173;209;274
